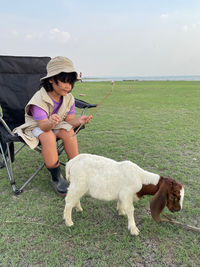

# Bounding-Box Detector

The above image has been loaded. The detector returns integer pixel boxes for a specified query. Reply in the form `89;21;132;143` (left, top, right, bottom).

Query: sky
1;0;200;77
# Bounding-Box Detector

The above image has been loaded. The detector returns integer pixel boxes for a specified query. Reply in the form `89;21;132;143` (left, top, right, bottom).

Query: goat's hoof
65;221;74;227
118;210;125;216
130;227;139;236
75;207;83;212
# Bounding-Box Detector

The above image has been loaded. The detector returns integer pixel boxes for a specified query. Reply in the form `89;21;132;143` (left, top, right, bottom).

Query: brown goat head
150;177;184;222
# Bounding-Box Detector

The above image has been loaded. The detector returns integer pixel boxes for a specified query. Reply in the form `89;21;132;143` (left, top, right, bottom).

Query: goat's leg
119;193;139;235
63;202;74;227
126;205;139;236
117;200;125;216
64;186;87;226
75;200;83;212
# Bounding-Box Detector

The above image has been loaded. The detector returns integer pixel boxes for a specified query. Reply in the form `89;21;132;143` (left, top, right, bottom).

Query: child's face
50;79;72;96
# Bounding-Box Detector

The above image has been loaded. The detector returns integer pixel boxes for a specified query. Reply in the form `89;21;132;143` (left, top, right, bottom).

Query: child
14;56;92;196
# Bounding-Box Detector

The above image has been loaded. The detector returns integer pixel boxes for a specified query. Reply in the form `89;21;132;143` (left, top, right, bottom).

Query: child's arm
30;105;61;132
37;114;61;132
37;113;92;131
65;114;92;128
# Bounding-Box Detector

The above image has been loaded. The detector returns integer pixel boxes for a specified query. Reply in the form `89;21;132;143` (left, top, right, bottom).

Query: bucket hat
40;56;79;81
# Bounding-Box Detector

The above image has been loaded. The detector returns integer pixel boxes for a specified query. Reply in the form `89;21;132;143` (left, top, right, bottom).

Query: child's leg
56;129;79;160
39;130;69;195
38;131;58;168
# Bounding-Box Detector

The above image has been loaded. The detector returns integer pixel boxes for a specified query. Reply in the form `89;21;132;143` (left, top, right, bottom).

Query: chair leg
0;142;15;185
0;141;45;194
18;162;45;193
0;139;66;195
0;150;4;168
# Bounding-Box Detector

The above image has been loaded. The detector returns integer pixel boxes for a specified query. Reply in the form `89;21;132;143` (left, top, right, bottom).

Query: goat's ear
150;182;168;222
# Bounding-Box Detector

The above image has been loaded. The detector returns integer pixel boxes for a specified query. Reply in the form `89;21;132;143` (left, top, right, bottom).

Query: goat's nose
171;206;181;212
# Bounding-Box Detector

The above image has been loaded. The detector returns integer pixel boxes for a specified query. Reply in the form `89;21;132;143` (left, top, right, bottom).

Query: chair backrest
0;55;50;130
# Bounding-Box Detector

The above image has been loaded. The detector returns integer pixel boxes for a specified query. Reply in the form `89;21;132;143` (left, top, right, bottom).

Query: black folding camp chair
0;55;96;194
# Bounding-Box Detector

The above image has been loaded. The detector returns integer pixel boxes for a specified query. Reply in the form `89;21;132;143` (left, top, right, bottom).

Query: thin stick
73;81;115;136
161;214;200;233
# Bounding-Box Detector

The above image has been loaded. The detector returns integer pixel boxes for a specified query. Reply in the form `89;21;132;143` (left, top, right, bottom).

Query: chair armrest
75;99;97;109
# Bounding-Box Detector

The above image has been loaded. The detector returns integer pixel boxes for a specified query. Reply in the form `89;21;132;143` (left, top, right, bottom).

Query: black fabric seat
0;55;96;194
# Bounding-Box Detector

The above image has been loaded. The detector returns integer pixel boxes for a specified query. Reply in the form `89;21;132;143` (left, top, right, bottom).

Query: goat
63;154;184;235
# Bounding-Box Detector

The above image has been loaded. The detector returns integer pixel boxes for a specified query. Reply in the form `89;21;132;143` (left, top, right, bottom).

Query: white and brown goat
63;154;184;235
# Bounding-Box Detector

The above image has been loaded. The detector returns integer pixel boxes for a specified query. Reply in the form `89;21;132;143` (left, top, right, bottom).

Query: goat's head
150;177;184;222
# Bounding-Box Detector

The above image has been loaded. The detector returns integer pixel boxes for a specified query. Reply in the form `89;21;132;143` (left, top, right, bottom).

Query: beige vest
13;87;74;149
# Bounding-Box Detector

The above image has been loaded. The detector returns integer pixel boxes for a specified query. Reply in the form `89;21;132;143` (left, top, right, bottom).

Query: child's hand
49;114;61;127
79;115;92;125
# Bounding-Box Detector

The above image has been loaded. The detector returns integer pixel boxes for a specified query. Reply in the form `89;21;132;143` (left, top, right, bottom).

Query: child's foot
47;165;69;196
51;178;69;196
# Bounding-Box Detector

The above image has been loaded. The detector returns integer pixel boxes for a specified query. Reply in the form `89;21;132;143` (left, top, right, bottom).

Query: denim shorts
32;127;59;138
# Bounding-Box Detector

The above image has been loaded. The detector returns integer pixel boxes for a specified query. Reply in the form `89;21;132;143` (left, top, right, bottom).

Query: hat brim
40;70;81;81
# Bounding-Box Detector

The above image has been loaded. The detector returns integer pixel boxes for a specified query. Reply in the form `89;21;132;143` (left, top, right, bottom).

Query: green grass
0;81;200;266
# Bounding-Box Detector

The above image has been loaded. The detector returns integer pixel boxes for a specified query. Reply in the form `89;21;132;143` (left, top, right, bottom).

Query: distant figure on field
79;72;83;83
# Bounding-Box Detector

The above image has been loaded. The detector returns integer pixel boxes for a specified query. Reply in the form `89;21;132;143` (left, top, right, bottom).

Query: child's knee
39;130;56;143
58;129;74;139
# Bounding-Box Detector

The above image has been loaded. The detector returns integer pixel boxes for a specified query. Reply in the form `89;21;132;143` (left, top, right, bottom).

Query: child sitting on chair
14;56;92;196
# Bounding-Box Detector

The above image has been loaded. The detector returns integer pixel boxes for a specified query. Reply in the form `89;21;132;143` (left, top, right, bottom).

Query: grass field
0;81;200;266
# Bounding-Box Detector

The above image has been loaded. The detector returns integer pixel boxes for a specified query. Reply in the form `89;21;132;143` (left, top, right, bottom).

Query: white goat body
63;154;184;235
